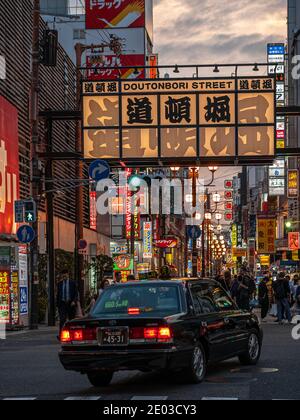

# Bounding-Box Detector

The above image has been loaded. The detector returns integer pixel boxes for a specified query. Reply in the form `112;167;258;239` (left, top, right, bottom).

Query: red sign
0;96;20;235
86;0;145;30
224;191;233;200
155;239;178;249
86;54;145;80
225;202;233;210
224;212;233;222
289;232;300;251
90;191;97;231
276;130;285;139
224;180;233;189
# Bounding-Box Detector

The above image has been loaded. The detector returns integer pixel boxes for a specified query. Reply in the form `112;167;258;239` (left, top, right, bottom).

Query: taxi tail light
143;326;173;342
60;327;97;343
60;328;71;343
128;308;141;316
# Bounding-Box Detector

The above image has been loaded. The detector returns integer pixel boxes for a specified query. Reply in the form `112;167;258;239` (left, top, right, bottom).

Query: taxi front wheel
87;371;114;387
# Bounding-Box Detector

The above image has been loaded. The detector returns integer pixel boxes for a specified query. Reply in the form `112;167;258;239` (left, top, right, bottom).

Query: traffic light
41;30;58;67
24;200;37;223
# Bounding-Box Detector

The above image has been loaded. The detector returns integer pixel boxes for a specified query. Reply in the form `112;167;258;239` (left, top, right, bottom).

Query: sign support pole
29;0;40;330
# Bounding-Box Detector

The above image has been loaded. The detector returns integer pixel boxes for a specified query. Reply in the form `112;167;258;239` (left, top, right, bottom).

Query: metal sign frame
82;71;276;167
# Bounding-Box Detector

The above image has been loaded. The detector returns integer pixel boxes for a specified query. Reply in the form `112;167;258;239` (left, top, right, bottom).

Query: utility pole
191;168;198;277
45;116;55;327
29;0;41;329
74;40;122;304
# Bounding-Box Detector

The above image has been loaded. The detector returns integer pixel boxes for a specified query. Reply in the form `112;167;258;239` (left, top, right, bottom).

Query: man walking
57;270;78;332
258;277;270;321
273;272;292;325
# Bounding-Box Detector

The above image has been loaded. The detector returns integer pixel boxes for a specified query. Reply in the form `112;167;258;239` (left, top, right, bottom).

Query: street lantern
205;212;212;220
215;213;222;221
208;166;219;173
217;225;222;231
213;193;221;203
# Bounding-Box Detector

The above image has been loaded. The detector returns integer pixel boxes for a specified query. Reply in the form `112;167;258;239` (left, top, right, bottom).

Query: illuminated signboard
85;0;146;30
288;170;299;199
0;271;10;323
257;217;276;255
143;222;153;259
288;232;300;251
82;77;276;166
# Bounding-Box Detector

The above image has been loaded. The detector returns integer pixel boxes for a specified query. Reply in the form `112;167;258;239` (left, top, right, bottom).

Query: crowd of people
215;265;300;324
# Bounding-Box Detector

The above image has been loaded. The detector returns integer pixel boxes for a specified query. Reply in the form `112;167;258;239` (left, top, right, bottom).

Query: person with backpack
273;272;292;325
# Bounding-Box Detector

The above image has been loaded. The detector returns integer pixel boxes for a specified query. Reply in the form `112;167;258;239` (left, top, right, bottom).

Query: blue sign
20;287;28;315
268;44;285;55
89;160;110;182
187;226;202;240
17;225;35;244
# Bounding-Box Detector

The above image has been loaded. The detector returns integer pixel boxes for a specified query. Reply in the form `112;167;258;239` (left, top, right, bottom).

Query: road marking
3;397;37;401
202;397;239;400
131;396;168;401
65;396;102;401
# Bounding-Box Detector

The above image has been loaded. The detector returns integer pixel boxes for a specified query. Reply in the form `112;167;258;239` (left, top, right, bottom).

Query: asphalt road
0;323;299;401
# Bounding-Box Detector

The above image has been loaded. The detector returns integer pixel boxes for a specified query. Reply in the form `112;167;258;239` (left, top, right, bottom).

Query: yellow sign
232;248;247;258
260;255;270;266
257;217;276;254
82;77;275;164
231;224;237;248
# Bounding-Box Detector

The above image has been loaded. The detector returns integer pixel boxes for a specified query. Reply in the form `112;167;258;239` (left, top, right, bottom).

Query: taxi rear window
92;284;181;317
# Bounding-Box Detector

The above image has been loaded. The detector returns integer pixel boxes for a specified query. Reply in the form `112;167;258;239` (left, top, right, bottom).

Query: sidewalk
6;325;58;338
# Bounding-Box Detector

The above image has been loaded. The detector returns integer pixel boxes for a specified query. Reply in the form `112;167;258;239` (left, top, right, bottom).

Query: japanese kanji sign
257;217;276;255
86;0;145;30
82;77;276;165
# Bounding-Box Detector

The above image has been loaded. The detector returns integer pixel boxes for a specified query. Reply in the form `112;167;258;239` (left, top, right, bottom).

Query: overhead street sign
83;76;276;166
89;159;111;181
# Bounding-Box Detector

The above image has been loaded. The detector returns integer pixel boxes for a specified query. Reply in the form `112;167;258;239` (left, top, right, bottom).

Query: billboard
87;54;146;80
287;170;299;199
86;0;146;30
0;96;19;235
82;77;276;165
288;232;300;251
257;217;276;255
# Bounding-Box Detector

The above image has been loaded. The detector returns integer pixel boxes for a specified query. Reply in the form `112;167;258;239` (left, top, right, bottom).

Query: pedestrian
258;277;270;321
99;278;110;295
114;272;122;284
85;293;99;314
127;274;136;282
230;275;240;303
237;273;252;311
57;269;78;333
272;272;292;325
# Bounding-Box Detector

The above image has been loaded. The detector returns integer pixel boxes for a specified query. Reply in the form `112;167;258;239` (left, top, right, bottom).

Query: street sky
153;0;287;190
154;0;287;65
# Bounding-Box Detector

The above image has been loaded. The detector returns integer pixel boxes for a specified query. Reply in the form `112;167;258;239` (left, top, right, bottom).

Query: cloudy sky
153;0;287;65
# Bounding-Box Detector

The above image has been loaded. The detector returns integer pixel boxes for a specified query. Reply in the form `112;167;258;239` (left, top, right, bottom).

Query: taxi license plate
98;327;129;346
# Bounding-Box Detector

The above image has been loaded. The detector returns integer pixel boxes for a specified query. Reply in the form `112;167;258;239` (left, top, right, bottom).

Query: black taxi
59;279;263;387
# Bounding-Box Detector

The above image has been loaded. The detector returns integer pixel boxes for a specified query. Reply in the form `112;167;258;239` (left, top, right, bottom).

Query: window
212;286;236;311
191;285;217;315
92;284;182;318
73;29;86;40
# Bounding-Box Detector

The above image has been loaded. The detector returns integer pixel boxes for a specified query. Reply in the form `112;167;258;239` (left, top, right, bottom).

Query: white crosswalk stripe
201;397;239;400
65;396;102;401
131;396;168;401
3;397;37;401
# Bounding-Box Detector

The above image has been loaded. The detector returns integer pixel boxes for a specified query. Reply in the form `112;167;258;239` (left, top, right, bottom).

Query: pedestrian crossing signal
24;200;37;223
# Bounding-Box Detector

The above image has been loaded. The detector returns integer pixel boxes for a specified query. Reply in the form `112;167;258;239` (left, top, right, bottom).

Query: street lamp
205;212;212;220
213;193;221;203
215;213;222;221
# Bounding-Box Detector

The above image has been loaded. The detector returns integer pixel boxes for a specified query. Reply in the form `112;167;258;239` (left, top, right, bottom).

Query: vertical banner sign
288;232;300;251
237;224;243;248
85;0;146;30
231;224;237;247
0;96;20;234
0;271;10;323
18;246;28;316
257;217;276;254
143;221;152;259
10;271;19;325
90;190;97;230
267;44;286;149
288;170;299;199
